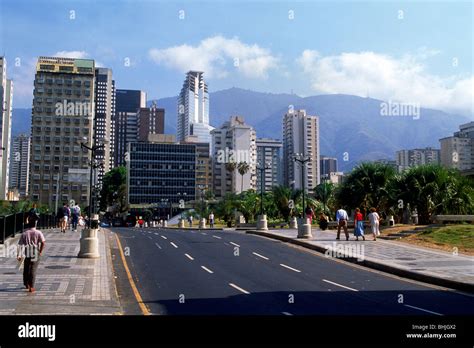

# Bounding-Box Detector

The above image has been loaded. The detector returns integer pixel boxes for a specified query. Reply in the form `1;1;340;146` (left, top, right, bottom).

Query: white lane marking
155;243;162;249
252;252;269;260
229;283;250;294
404;304;443;316
161;235;167;240
230;242;240;247
185;253;194;260
280;263;301;273
201;232;208;235
212;235;222;239
282;312;293;316
322;279;358;292
147;236;153;240
154;232;159;236
201;266;214;274
170;242;178;248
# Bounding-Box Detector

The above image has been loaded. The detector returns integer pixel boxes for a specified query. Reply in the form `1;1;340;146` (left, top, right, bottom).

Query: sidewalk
0;227;121;315
247;228;474;293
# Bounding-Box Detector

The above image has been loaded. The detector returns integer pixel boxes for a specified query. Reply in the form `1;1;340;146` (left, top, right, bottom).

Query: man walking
71;204;81;232
17;214;45;293
208;212;215;228
60;203;70;233
336;207;349;241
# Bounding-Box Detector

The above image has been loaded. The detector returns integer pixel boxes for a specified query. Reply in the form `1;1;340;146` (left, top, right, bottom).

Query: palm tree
314;182;335;215
237;162;250;193
272;185;293;221
225;161;237;192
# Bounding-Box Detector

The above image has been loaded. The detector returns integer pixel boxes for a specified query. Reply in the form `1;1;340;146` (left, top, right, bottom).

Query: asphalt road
112;227;474;315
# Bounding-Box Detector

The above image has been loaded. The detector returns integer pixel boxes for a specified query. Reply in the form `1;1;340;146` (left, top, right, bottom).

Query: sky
0;0;472;116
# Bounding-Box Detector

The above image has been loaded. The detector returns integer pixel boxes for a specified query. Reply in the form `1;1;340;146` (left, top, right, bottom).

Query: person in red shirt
17;214;45;293
353;208;365;241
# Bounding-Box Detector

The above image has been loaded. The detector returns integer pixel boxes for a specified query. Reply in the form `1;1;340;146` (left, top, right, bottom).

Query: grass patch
404;224;474;254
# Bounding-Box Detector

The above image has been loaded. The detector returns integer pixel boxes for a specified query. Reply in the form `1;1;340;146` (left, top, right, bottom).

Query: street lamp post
256;162;271;231
77;136;107;258
293;153;312;238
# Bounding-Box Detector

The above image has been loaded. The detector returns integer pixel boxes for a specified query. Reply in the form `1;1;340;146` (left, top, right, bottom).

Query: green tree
215;192;238;227
237;162;250;193
99;166;127;214
313;182;335;215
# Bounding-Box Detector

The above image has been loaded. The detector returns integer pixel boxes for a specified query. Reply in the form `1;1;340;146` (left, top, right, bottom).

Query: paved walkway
247;228;474;292
0;228;121;315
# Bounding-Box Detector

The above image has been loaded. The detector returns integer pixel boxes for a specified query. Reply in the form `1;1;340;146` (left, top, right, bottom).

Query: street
112;227;474;315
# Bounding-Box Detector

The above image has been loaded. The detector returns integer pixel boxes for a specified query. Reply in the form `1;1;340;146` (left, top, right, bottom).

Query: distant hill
12;88;470;172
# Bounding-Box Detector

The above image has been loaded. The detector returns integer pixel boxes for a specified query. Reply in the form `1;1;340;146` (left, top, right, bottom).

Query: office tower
256;138;282;192
137;102;165;141
440;122;474;174
9;134;30;198
282;109;320;190
127;142;196;206
184;136;212;198
94;68;115;184
30;56;95;208
177;71;214;145
396;147;440;172
320;156;338;180
211;116;257;197
114;89;146;166
0;57;13;200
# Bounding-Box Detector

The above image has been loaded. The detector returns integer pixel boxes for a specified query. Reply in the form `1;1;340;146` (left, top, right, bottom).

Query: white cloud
297;50;473;115
149;36;279;79
53;50;89;59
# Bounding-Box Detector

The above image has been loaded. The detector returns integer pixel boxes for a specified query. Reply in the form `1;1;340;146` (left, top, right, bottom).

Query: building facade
29;56;96;208
9;134;30;198
137;102;165;141
114;89;146;167
440;122;474;174
282;109;320;190
177;71;214;146
211;116;257;197
396;147;440;171
256;138;282;192
127;142;196;205
0;57;13;200
184;136;212;198
320;156;338;181
94;68;115;183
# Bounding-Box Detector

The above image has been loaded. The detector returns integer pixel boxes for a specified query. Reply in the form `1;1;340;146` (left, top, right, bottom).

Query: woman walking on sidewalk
17;214;45;293
368;207;381;241
354;208;365;241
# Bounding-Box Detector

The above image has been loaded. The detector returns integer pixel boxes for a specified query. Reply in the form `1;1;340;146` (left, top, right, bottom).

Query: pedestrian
60;203;70;233
208;212;215;228
71;204;81;232
368;207;381;241
336;207;349;240
305;206;315;224
28;203;40;227
354;208;365;241
188;215;193;227
17;214;45;293
318;212;329;230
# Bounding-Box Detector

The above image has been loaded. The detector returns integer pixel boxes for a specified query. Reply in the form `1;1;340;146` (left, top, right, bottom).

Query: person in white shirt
368;207;381;241
335;207;349;240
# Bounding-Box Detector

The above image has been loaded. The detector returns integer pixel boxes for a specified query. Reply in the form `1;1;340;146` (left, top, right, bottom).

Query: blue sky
1;0;472;115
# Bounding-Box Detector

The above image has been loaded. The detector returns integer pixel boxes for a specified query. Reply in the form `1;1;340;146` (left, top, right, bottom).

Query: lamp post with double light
293;153;312;238
256;162;271;231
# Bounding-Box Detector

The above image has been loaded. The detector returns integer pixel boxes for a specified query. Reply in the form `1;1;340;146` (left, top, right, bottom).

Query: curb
246;230;474;294
143;227;225;231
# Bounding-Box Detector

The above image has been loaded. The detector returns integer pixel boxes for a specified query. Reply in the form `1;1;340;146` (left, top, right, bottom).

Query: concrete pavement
0;227;121;315
113;227;474;315
247;228;474;293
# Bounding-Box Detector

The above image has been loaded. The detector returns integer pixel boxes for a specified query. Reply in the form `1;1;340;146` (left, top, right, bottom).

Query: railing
0;212;57;244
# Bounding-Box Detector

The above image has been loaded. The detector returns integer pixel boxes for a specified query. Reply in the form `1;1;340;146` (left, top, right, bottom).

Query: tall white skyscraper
177;71;214;145
283;109;320;190
0;57;13;200
9;134;30;198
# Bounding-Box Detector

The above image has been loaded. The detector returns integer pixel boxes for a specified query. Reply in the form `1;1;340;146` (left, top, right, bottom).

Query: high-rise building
30;56;95;208
283;109;320;190
127;142;196;206
0;57;13;200
256;138;282;192
94;68;115;183
440;122;474;174
396;147;440;171
177;71;214;146
184;136;212;197
137;102;165;141
320;156;338;180
114;89;146;166
9;134;30;198
211;116;257;197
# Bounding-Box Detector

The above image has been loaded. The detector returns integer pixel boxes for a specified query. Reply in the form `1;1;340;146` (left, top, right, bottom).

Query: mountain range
12;87;470;171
